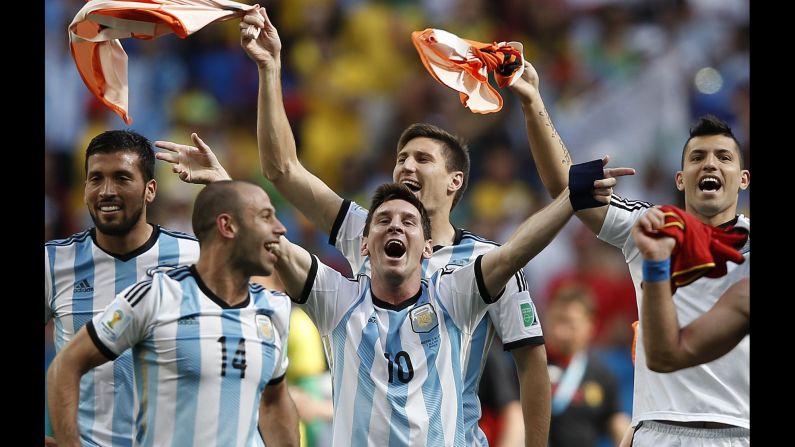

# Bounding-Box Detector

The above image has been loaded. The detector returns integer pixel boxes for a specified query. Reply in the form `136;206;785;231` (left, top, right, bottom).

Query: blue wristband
642;258;671;282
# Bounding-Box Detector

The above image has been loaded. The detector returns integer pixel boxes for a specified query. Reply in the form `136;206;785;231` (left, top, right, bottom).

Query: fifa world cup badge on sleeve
410;303;439;333
256;314;275;343
100;301;131;341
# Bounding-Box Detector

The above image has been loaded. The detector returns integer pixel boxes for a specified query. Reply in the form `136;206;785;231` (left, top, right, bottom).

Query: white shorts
632;421;750;447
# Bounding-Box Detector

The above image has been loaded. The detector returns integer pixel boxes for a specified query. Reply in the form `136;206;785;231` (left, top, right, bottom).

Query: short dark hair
191;180;248;243
397;123;471;209
85;129;156;182
681;115;744;169
364;183;432;241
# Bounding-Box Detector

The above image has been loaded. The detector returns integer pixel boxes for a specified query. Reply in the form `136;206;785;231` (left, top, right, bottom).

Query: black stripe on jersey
328;199;352;246
460;230;501;247
45;229;91;247
159;226;199;241
250;283;265;293
296;255;319;304
90;226;160;261
610;195;653;212
514;271;528;292
268;373;286;385
129;284;152;308
474;255;505;304
86;321;119;361
124;280;152;303
166;266;191;280
503;335;545;351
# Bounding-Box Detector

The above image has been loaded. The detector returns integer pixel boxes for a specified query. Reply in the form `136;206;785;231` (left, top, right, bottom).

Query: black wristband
569;159;605;211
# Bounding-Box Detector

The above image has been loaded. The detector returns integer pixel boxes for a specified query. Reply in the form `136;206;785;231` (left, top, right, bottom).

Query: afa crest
256;314;275;343
410;303;438;333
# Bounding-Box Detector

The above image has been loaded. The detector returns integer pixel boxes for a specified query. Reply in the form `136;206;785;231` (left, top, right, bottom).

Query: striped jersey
296;254;496;446
87;265;291;447
45;225;200;446
599;195;750;429
330;200;543;446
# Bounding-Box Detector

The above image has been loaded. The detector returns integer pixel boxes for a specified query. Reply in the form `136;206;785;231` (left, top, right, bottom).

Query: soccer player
631;207;750;372
510;63;751;445
47;180;299;447
44;130;200;446
155;9;627;443
270;180;601;445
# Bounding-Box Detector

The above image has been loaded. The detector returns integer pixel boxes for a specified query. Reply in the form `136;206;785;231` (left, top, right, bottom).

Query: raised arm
271;235;315;301
631;208;750;372
480;157;633;297
154;133;231;184
46;327;112;447
508;62;633;235
258;378;300;447
240;8;343;233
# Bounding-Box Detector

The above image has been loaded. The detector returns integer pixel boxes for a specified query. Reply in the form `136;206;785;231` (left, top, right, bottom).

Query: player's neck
371;269;422;305
195;255;250;307
95;222;153;256
429;210;456;246
686;204;739;227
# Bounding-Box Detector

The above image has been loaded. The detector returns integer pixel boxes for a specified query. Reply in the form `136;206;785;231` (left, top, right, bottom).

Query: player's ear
145;179;157;204
422;239;432;259
361;237;370;257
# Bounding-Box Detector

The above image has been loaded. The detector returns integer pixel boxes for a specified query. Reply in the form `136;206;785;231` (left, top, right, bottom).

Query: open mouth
384;239;406;258
698;176;722;192
401;180;421;193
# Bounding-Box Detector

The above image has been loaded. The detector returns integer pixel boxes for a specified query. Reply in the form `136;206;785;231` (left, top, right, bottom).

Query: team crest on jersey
256;314;275;343
146;265;178;277
99;301;130;341
410;303;438;333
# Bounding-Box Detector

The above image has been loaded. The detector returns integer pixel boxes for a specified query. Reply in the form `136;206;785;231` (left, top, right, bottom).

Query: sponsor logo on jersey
99;301;130;341
73;279;94;294
520;302;536;327
410;303;438;333
256;314;275;343
177;315;198;325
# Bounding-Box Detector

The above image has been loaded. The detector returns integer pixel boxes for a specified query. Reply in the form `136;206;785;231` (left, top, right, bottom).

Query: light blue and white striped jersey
330;200;544;446
45;225;199;447
296;254;496;446
88;265;291;447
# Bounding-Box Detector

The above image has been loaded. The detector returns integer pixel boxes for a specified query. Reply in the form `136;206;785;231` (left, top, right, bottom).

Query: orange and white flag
411;28;525;114
69;0;258;124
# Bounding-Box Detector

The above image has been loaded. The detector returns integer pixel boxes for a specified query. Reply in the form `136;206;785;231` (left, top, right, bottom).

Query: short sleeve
300;256;364;335
598;195;653;262
330;200;370;276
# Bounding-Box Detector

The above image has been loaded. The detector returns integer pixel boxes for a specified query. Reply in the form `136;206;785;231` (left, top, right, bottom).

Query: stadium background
45;0;749;444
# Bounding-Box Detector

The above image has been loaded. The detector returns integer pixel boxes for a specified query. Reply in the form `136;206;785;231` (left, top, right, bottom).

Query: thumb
191;133;211;154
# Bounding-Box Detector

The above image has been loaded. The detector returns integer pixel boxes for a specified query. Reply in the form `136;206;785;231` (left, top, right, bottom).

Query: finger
594;178;617;189
261;7;274;28
191;133;212;154
593;188;612;197
155;152;180;164
153;141;181;152
601;154;610;167
604;167;635;178
241;14;265;28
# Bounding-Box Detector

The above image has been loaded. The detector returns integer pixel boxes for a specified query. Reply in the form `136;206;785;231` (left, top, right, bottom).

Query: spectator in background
477;340;524;447
544;285;630;447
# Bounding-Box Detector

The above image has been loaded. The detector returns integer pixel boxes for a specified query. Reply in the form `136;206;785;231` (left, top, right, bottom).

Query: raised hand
154;133;231;184
240;6;282;70
507;60;540;102
592;155;635;204
631;207;676;261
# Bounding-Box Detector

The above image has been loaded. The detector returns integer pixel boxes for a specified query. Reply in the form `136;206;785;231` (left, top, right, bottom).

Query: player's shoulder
459;229;501;248
609;194;654;213
145;265;192;282
45;228;93;248
157;225;199;243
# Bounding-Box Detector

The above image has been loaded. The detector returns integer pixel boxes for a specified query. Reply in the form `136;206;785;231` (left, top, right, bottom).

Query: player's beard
89;192;146;237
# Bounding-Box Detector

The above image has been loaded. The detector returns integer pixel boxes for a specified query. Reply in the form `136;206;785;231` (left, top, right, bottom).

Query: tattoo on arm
539;111;571;165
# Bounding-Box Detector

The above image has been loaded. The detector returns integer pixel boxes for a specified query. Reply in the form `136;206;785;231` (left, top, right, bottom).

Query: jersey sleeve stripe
503;335;545;351
126;283;152;308
610;195;653;211
474;255;504;304
328;199;352;246
86;320;119;361
124;280;152;302
296;255;319;304
158;227;198;241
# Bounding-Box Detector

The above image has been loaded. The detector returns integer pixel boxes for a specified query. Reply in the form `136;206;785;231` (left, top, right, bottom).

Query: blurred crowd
45;0;748;445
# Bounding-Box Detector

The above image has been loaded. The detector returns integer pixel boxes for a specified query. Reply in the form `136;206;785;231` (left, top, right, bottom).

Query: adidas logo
73;279;94;294
178;315;198;325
